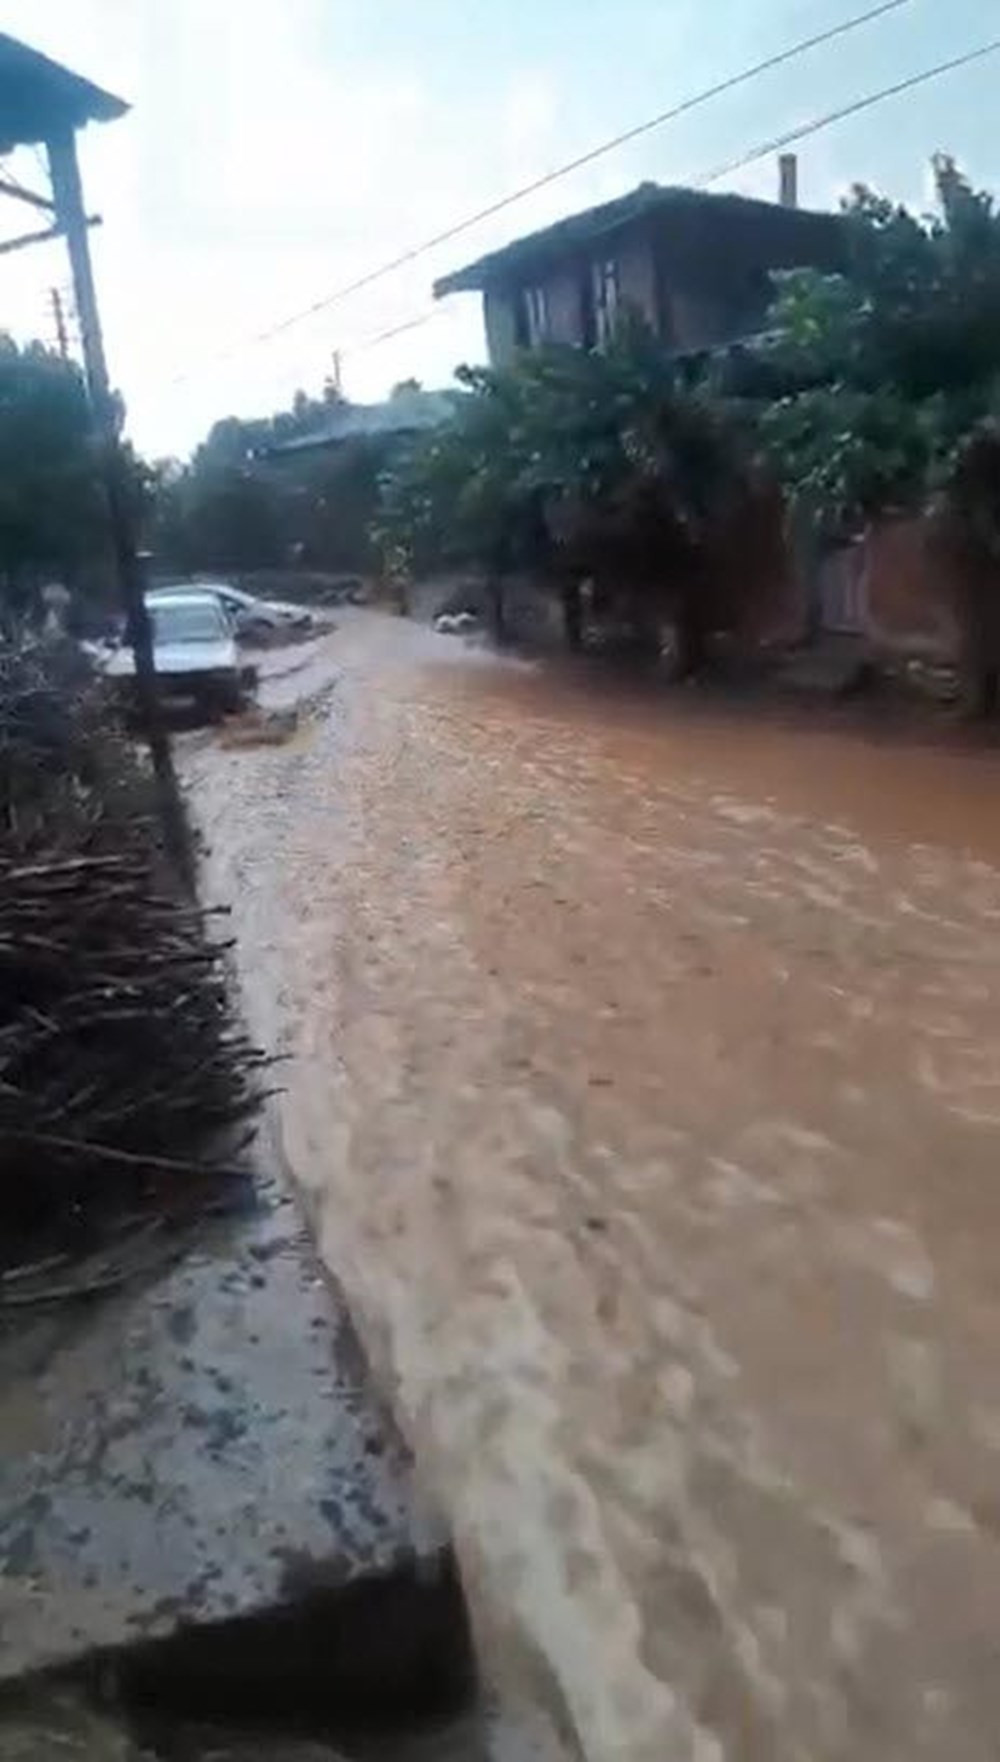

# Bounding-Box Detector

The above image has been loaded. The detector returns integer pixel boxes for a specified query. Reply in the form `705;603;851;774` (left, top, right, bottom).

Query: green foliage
0;336;109;616
757;385;929;541
149;392;391;578
373;323;752;624
754;158;1000;540
149;454;286;575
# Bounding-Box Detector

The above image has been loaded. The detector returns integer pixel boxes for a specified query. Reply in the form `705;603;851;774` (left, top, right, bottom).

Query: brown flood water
442;649;1000;861
186;613;1000;1762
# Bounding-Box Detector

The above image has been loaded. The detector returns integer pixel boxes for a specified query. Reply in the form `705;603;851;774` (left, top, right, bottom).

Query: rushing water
186;614;1000;1762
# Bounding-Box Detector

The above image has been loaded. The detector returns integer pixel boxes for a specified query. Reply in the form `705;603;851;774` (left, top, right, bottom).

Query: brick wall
757;516;961;661
861;517;958;660
714;511;962;663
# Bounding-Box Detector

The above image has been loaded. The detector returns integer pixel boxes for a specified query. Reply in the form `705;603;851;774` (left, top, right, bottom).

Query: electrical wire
167;0;915;385
340;305;448;361
701;34;1000;187
327;33;1000;366
254;0;913;344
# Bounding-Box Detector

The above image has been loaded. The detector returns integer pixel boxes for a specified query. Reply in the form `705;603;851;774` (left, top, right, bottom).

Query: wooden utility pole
50;286;68;360
46;129;190;881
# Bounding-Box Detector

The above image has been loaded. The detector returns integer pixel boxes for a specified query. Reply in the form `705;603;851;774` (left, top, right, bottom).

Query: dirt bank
184;614;1000;1762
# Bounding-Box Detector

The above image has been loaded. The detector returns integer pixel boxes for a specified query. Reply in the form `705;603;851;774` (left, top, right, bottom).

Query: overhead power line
331;33;1000;367
702;34;1000;187
347;307;446;355
168;0;914;385
253;0;913;346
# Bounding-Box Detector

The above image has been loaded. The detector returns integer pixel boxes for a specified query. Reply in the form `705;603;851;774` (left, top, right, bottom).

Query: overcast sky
0;0;995;458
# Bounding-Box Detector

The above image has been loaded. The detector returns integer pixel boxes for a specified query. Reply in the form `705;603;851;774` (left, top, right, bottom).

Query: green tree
750;156;1000;705
374;324;757;666
0;336;109;621
755;157;1000;541
150;456;286;575
149;392;396;580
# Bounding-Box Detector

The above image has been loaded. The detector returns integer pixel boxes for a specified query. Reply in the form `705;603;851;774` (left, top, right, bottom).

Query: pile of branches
0;639;264;1266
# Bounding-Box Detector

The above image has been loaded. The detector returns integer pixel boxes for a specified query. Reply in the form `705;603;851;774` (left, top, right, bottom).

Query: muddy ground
182;611;1000;1762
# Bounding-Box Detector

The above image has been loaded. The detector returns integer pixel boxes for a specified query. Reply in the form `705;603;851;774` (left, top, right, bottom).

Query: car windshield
150;602;226;645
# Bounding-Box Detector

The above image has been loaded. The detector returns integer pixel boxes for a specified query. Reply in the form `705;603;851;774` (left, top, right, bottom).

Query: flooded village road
184;611;1000;1762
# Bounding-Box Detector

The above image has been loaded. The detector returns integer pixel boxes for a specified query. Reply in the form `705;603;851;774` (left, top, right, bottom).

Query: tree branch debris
0;641;263;1277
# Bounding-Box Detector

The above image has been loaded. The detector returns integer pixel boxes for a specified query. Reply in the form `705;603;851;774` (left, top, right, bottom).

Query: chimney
778;153;798;209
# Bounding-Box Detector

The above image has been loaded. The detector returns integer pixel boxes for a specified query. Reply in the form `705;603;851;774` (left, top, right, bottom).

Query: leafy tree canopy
755;157;1000;540
373;323;754;593
0;337;108;613
148;387;394;578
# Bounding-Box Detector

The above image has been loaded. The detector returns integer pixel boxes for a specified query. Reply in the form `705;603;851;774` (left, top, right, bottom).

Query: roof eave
433;272;481;298
434;241;591;299
0;33;128;152
434;188;844;300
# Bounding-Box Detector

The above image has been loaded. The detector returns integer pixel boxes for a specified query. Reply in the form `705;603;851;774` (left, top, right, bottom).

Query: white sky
0;1;995;459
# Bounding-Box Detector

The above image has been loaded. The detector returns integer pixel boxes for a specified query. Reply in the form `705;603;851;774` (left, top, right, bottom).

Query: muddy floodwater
184;612;1000;1762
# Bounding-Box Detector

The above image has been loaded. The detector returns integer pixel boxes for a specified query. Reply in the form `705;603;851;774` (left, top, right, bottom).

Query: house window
592;257;620;346
522;284;549;347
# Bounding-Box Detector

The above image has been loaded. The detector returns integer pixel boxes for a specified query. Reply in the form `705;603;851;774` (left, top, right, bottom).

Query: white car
102;591;252;716
155;581;314;642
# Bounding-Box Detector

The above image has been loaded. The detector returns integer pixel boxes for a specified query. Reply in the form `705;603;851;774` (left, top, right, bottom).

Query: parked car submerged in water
100;590;254;717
